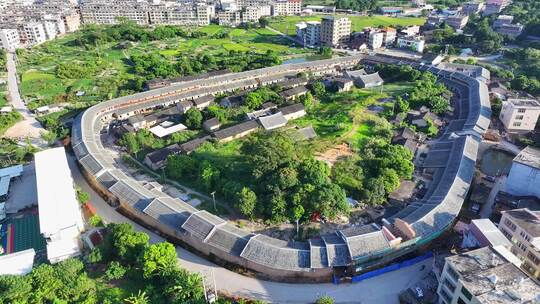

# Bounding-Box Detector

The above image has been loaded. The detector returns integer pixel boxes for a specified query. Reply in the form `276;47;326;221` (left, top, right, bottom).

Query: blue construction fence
351;251;433;283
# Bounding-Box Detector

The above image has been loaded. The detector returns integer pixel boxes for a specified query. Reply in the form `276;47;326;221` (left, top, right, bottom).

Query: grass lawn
294;88;386;150
269;15;426;35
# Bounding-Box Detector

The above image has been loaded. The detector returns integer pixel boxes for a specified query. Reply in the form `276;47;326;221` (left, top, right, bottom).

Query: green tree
236;187;257;219
0;275;32;304
184;107;203;129
119;133;141;156
142;242;178;279
108;223;149;264
244;91;264;109
163;269;204;303
310;81;326;97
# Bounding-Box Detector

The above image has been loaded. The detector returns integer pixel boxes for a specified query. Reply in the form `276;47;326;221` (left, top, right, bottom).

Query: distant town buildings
499;208;540;279
505;146;540;199
320;16;351;47
499;98;540;132
0;0;80;48
483;0;512;16
368;30;384;49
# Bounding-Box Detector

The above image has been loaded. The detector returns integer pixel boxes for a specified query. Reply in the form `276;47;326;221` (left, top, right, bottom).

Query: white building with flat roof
35;147;84;264
499;98;540;132
296;20;321;48
397;35;425;53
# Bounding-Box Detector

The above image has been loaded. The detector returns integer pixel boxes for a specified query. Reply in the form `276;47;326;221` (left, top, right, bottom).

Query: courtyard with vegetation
118;63;451;235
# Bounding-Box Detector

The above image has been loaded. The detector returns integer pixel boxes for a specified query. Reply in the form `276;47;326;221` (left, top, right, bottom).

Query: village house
202;117;221;132
279;103;306;120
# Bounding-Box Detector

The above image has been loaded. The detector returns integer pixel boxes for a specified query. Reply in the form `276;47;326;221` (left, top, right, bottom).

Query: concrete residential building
505;146;540;199
320;16;351;47
499;98;540;132
437;246;540;304
35;147;84;264
80;0;212;26
0;28;20;51
368;31;384;49
461;2;484;15
499;208;540;279
483;0;511;16
272;0;302;16
397;35;425;52
218;10;242;26
20;22;47;46
493;15;514;28
446;15;469;30
296;20;321;48
383;27;396;46
496;23;524;37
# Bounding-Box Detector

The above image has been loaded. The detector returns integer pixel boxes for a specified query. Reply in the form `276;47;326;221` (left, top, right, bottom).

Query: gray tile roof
240;234;311;270
205;224;253;256
258;112;288;130
513;146;540;170
181;211;225;240
212;120;259;140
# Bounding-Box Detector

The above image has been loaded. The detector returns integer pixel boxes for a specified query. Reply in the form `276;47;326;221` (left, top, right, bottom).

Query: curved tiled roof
72;54;490;273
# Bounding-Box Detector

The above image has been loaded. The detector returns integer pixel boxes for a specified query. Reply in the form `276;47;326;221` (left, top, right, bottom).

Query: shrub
105;261;126;280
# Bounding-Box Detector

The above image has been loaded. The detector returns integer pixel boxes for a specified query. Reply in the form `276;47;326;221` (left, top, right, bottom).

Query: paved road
4;52;46;141
68;155;432;303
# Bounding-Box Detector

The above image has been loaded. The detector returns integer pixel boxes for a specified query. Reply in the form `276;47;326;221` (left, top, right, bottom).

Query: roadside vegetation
0;223;262;304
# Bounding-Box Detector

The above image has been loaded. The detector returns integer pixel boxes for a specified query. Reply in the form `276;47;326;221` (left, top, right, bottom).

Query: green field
17;25;311;110
269;15;426;35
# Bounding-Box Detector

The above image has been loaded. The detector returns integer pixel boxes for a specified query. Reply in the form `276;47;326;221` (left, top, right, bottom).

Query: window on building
440;288;452;304
527;251;540;266
458;298;467;304
518;108;526;113
505;219;517;231
461;286;473;301
513;122;522;127
443;278;456;293
447;266;459;282
515;115;524;120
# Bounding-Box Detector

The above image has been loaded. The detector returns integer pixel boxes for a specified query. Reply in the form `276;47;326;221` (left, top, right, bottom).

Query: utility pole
210;191;216;211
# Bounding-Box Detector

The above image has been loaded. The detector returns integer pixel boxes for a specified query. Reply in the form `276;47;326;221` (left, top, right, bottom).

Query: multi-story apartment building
20;22;47;46
499;208;540;279
320;16;350;47
0;28;20;51
296;20;320;48
446;15;469;30
499;98;540;132
461;2;484;15
240;5;271;23
272;0;302;16
396;35;425;53
80;0;213;26
437;246;540;304
218;10;242;26
368;31;384;49
505;146;540;199
383;27;396;46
